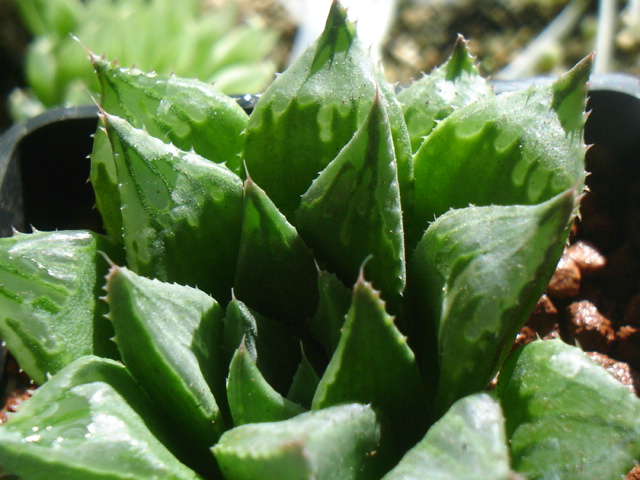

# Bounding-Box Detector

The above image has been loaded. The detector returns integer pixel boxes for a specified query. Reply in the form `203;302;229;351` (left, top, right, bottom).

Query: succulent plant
2;1;640;479
10;0;280;120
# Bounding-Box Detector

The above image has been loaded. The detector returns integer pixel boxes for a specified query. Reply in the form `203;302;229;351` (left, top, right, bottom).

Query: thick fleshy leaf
398;35;493;153
103;113;244;303
0;230;122;384
0;356;201;480
408;188;577;414
242;0;411;220
313;273;430;461
296;93;405;306
496;339;640;480
104;264;226;476
213;403;382;480
382;393;511;480
409;57;589;249
308;269;352;357
287;348;320;409
93;56;248;169
227;340;306;426
233;177;318;325
91;56;248;237
224;297;301;395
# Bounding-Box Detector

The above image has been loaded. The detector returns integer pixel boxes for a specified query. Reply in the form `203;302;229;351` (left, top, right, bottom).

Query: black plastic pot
0;76;639;389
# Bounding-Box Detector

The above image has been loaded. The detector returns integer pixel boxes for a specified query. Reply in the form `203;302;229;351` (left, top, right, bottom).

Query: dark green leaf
408;188;577;414
296;93;405;306
308;269;352;357
103;113;244;303
242;0;411;220
287;347;320;409
234;177;318;325
227;340;306;426
313;273;431;460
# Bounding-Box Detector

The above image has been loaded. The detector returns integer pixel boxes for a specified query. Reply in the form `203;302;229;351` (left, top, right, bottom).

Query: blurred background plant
2;0;286;122
2;0;640;132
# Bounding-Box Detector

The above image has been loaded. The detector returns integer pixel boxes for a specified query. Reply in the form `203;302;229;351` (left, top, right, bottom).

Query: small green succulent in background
9;0;280;120
2;1;640;479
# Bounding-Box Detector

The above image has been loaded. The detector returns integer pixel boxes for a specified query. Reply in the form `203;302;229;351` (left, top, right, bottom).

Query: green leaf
242;0;411;220
287;346;321;409
398;35;493;153
227;340;306;426
408;188;577;414
295;92;406;306
233;177;318;325
105;264;226;476
213;403;382;480
382;393;511;480
91;56;248;237
313;273;430;460
410;58;589;249
92;54;248;173
0;356;201;480
308;269;352;357
224;297;301;395
103;113;244;303
0;230;122;385
496;339;640;480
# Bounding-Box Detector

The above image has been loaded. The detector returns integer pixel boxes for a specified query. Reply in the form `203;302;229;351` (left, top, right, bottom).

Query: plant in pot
1;1;640;479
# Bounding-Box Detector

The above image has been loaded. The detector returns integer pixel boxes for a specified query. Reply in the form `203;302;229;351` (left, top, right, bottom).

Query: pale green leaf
0;356;201;479
105;264;226;475
398;35;493;153
409;58;589;249
497;339;640;480
213;403;382;480
382;393;511;480
0;230;122;384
